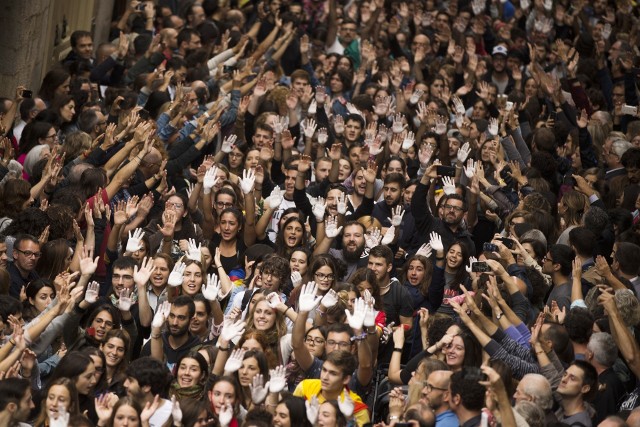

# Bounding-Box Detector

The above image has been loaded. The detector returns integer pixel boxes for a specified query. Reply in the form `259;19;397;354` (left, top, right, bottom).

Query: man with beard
484;45;515;95
142;296;199;370
124;357;172;427
420;370;458;427
412;165;475;253
176;28;202;59
8;234;40;299
0;378;34;427
327;221;368;280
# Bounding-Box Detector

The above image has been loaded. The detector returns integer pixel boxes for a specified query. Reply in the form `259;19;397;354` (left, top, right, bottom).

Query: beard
343;241;365;262
169;323;189;338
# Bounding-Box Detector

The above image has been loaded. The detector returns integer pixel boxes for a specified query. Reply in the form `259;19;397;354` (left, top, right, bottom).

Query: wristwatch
496;312;503;320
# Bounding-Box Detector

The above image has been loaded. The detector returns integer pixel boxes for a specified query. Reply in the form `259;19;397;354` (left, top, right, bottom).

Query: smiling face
445;244;464;270
190;300;209;335
338;159;352;181
113;404;140;427
273;402;291;427
444;335;465;370
101;337;126;369
151;257;170;288
407;259;426;286
314;265;335;292
238;356;261;387
90;310;114;342
177;357;203;388
252;300;276;331
46;384;71;419
181;263;203;296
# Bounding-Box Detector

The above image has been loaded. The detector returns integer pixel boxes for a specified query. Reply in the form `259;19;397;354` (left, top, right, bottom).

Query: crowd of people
0;0;639;426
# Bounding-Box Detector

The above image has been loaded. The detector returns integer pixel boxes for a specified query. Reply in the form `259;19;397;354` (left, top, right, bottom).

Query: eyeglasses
94;318;114;328
542;255;554;263
216;201;234;209
326;340;351;349
424;383;448;392
43;134;59;140
314;272;335;281
228;152;244;158
167;202;184;209
15;249;42;258
443;204;464;212
305;337;326;345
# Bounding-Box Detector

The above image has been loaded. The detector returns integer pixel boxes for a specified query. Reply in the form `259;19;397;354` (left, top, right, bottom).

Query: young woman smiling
170;351;209;401
34;378;79;427
100;329;130;396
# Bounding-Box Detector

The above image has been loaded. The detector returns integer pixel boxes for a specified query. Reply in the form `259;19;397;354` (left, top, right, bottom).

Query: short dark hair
324;350;357;378
571;360;598;401
126;357;171;397
564;308;594;345
450;368;486;411
621;147;640;169
13;234;40;251
569;227;596;258
177;28;199;47
173;295;196;319
260;255;290;287
326;322;355;339
345;114;364;128
76;110;100;134
369;245;393;265
443;193;467;211
70;31;92;48
614;242;640;276
548;244;575;276
0;295;21;322
0;378;31;411
112;256;137;272
383;172;406;189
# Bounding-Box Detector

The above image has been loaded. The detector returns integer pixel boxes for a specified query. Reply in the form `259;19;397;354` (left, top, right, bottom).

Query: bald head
515;374;553;411
161;28;178;49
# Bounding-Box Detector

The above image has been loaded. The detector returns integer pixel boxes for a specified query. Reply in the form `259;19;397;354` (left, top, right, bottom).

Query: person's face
627;167;640;184
345;120;362;143
164;29;179;49
339;23;357;44
252;128;274;149
215;193;234;215
368;256;391;281
329;74;344;94
524;78;538;98
445;244;463;270
290;250;308;275
168;304;191;337
448;137;462;157
387;160;404;176
317;402;338;427
557;365;588;398
101;337;126;368
444;335;465;369
182;263;203;296
421;372;448;411
60;101;76;122
76;362;97;395
178;357;203;388
113;404;140;427
429;79;444;97
112;267;135;294
90;310;114;342
228;147;245;169
541;251;556;275
89;355;104;385
219;212;240;242
442;198;465;226
200;247;212;271
612;86;625;106
190;300;209;335
472;101;487;120
407;259;426;286
315;160;332;182
210;381;236;414
283;220;304;248
238;356;261;387
404;184;416;205
353;169;366;196
75;36;94;59
14;388;34;422
245;150;260;169
30;286;55;313
411;35;431;55
338;159;352;181
291;77;310;97
260;268;282;292
151;257;170;288
166;196;186;219
320;360;349;393
513;377;534;405
284;169;297;197
55;77;71;97
241;338;264;353
184;92;199;116
337;57;352;71
0;242;7;268
343;224;365;257
190;5;206;26
383;182;402;206
492;54;507;72
325;188;344;216
272;402;292;427
305;328;326;357
13;240;41;272
253;300;276;330
314;265;335;292
46;385;71;419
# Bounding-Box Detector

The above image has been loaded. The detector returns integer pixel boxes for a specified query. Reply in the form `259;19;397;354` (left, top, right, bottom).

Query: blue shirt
436;410;459;427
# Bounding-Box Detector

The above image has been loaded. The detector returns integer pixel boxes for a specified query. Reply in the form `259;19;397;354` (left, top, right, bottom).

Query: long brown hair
399;255;433;297
34;378;80;427
244;296;287;364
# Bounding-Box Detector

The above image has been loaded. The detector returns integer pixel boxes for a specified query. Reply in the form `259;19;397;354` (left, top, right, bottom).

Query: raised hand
224;348;246;373
152;301;171;329
220;318;246;343
218;403;233;427
203;167;220;194
416;243;433;258
250;374;269;404
171;396;182;425
298;281;322;312
312;196;326;221
221;134;237;153
434;115;447;135
387;205;405;227
202;273;221;301
346;297;366;330
429;232;443;252
266;187;284;210
365;228;382;249
168;261;187;287
336;192;347;215
488;117;499;136
134;257;156;287
338;390;355;417
325;215;343;238
306;396;320;425
381;226;396;245
291;271;302;288
457;142;471;163
84;281;100;304
442;176;456;195
317;127;328;145
79;245;99;276
269;365;287;393
463;159;477;178
308;99;318;116
240;168;256;194
320;289;339;308
186;238;202;261
402;131;415;151
333;115;345;135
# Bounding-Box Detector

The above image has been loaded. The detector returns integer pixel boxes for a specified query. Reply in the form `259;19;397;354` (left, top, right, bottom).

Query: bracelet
151;334;161;339
435;256;444;260
389;416;400;421
350;332;367;342
163;237;173;243
9;339;15;346
393;348;403;353
216;265;224;270
366;327;377;335
284;306;292;316
218;346;231;352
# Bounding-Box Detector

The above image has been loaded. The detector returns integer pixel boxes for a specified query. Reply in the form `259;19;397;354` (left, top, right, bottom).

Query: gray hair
615;289;640;327
611;138;632;158
587;332;617;367
514;401;546;427
520;374;553;411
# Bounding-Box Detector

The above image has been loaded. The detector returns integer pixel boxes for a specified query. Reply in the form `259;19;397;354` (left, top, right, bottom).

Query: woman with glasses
285;325;326;391
287;255;338;314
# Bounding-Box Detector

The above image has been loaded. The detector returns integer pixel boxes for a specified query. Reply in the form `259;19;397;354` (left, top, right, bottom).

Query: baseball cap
492;45;508;57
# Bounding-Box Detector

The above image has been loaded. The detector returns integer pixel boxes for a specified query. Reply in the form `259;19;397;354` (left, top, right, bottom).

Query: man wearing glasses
420;370;458;427
8;234;40;298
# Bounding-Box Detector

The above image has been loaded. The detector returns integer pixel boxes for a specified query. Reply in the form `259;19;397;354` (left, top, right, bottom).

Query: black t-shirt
209;233;247;275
